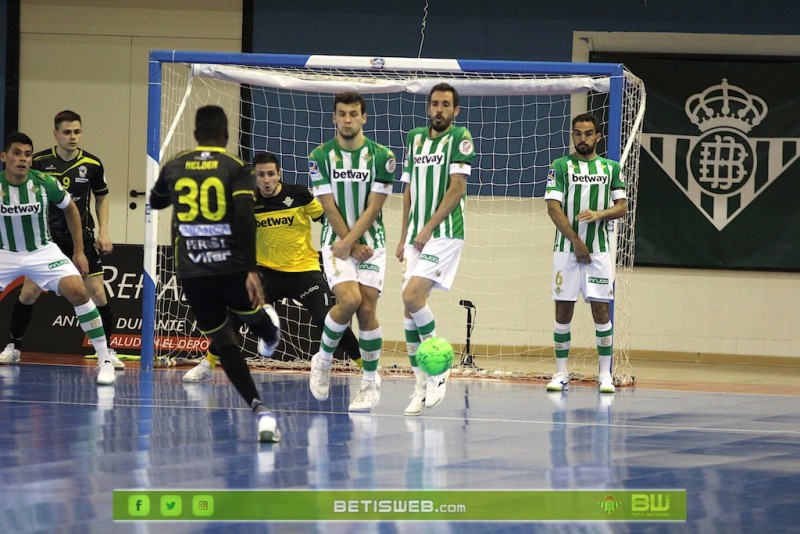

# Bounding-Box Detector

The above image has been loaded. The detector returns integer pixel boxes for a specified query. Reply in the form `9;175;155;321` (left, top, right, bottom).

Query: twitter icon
160;495;182;516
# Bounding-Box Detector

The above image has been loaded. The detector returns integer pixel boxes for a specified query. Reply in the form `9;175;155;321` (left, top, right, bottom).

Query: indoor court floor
1;354;799;533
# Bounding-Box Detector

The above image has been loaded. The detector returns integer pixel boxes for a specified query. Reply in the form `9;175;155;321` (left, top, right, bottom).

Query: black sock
216;344;260;407
251;399;267;414
10;302;35;349
338;328;361;362
97;303;114;345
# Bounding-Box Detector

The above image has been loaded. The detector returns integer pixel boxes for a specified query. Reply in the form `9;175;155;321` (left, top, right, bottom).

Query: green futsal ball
416;337;454;376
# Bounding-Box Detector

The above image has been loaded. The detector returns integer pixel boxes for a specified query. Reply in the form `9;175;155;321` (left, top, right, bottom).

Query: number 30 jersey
151;146;256;278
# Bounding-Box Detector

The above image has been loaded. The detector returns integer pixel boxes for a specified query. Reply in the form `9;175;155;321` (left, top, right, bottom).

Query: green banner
113;490;686;522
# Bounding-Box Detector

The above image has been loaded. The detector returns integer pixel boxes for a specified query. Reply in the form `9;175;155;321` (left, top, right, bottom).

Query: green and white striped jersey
544;154;625;253
0;169;70;252
308;137;395;249
401;125;474;242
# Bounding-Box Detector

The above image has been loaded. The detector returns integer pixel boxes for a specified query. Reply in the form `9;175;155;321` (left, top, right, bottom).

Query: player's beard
338;127;360;140
430;114;453;133
575;140;596;156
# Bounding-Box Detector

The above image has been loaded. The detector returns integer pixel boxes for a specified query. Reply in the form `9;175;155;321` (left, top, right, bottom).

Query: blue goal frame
142;50;627;370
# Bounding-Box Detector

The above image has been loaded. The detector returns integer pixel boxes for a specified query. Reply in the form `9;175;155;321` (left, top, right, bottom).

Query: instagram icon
192;495;214;517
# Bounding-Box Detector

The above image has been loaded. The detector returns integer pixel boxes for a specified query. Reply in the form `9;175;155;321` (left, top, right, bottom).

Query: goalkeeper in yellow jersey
183;151;362;382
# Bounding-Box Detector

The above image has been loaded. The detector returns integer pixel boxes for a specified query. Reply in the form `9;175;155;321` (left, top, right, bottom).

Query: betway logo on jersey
570;174;608;184
332;169;370;182
414;154;444;165
257;216;295;227
0;203;41;215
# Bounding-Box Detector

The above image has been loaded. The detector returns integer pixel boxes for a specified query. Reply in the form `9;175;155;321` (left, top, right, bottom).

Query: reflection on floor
0;357;799;533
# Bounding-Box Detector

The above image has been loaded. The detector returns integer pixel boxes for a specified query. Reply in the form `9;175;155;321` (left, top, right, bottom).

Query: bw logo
642;79;800;230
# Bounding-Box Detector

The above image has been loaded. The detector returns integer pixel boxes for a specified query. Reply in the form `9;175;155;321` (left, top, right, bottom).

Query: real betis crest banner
593;52;800;271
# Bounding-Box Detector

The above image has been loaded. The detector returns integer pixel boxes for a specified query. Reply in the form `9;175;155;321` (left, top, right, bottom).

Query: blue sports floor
0;360;799;533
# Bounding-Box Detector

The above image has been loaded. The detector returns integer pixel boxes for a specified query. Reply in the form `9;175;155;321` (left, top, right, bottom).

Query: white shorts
552;251;615;302
321;245;386;293
0;242;81;293
401;238;464;292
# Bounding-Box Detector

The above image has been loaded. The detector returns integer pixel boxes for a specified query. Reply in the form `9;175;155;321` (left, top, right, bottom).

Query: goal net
143;51;645;386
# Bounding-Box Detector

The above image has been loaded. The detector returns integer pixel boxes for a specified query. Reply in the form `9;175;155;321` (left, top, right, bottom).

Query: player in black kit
149;105;282;443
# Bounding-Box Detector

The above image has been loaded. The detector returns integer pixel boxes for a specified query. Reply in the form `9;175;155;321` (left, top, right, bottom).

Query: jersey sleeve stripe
370;182;393;195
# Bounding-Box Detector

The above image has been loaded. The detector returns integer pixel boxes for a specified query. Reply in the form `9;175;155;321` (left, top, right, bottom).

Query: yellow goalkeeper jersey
254;182;323;272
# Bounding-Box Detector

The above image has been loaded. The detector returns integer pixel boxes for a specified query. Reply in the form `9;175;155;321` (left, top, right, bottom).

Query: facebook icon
128;495;150;516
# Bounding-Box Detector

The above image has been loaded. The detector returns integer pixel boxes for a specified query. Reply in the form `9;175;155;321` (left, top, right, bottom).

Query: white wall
629;268;798;359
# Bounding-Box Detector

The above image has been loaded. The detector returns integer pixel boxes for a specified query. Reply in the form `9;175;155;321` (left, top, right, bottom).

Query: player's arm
546;198;590;264
544;158;589;263
308;149;350;237
338;189;389;262
231;166;264;307
149;165;173;210
578;162;627;222
317;194;350;237
149;178;171;210
413;172;467;250
306;194;325;223
233;191;264;308
234;195;265;308
395;183;411;261
396;138;413;261
317;193;356;260
576;196;627;222
93;193;113;254
63;200;89;276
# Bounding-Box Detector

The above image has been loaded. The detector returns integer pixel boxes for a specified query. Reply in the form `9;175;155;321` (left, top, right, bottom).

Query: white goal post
142;50;645;386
